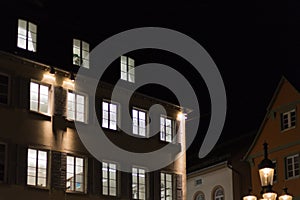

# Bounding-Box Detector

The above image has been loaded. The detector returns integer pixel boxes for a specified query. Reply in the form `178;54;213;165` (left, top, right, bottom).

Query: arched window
194;191;205;200
213;186;224;200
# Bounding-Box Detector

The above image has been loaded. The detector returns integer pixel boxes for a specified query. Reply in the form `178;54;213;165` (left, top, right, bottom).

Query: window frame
120;56;135;83
212;185;225;200
280;109;296;131
160;115;175;143
67;90;88;123
132;107;148;137
160;172;174;200
17;19;37;52
285;153;300;180
30;81;51;115
66;154;87;193
26;148;49;188
132;166;147;200
73;39;90;69
0;73;10;106
102;100;119;131
0;142;7;183
102;160;118;196
194;191;205;200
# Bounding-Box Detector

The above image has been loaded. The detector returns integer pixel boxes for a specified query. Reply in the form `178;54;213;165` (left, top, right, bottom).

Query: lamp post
243;142;293;200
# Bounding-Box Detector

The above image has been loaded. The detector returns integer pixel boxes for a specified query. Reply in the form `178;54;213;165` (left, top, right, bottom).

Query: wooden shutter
16;145;27;185
176;174;183;200
51;151;66;190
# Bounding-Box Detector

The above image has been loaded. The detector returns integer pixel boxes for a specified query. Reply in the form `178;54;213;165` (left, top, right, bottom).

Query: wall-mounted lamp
70;72;75;81
50;66;55;74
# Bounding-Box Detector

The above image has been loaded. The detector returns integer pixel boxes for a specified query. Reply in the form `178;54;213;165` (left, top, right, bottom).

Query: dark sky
2;0;298;162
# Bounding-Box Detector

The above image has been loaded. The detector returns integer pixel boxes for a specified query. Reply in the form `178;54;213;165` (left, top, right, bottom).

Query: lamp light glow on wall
177;112;187;121
43;66;56;83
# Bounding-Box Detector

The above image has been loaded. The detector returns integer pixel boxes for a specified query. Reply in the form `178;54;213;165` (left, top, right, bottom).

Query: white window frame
27;148;48;188
281;109;296;131
120;56;135;83
132;108;148;137
17;19;37;52
213;186;224;200
0;142;7;183
160;172;173;200
102;101;118;130
73;39;89;68
66;155;86;193
195;192;205;200
67;91;87;123
132;166;146;200
0;73;10;105
30;81;50;115
286;154;300;179
102;161;118;196
160;116;174;143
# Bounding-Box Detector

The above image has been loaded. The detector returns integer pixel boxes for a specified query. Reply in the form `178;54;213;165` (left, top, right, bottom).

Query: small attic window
280;109;296;131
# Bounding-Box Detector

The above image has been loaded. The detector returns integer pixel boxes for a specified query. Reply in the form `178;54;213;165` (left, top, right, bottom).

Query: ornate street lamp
258;143;275;187
278;188;293;200
243;189;257;200
243;142;293;200
262;185;277;200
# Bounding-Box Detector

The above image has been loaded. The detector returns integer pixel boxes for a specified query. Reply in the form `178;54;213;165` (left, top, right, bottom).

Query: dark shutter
19;77;29;109
51;151;66;190
176;174;183;200
16;145;27;185
53;86;67;116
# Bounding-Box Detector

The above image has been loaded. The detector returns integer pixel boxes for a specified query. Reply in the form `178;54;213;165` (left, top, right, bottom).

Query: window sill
26;185;49;191
286;175;300;181
281;126;296;133
66;119;88;129
66;190;87;195
101;126;120;132
29;110;52;121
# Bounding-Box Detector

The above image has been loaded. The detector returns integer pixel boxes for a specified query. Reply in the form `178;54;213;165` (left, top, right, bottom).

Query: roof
188;130;256;173
243;76;300;161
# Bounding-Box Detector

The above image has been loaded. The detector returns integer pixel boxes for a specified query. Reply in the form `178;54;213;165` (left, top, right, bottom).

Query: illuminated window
213;186;224;200
0;74;9;105
285;154;300;179
102;101;118;130
27;149;48;187
17;19;37;52
121;56;135;83
66;155;85;192
67;91;86;123
281;109;296;131
132;108;147;137
160;116;174;143
73;39;89;68
160;172;173;200
0;143;6;182
30;82;49;114
102;161;117;196
132;167;146;200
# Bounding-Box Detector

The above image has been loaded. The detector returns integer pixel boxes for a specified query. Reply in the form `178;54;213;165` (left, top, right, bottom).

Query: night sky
1;0;298;164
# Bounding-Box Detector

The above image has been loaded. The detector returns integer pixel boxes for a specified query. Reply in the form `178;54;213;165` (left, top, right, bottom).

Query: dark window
285;154;300;179
281;109;296;131
0;144;6;182
0;74;9;105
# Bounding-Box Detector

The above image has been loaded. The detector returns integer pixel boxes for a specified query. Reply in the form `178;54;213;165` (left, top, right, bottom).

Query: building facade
187;133;254;200
244;77;300;200
0;4;187;199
